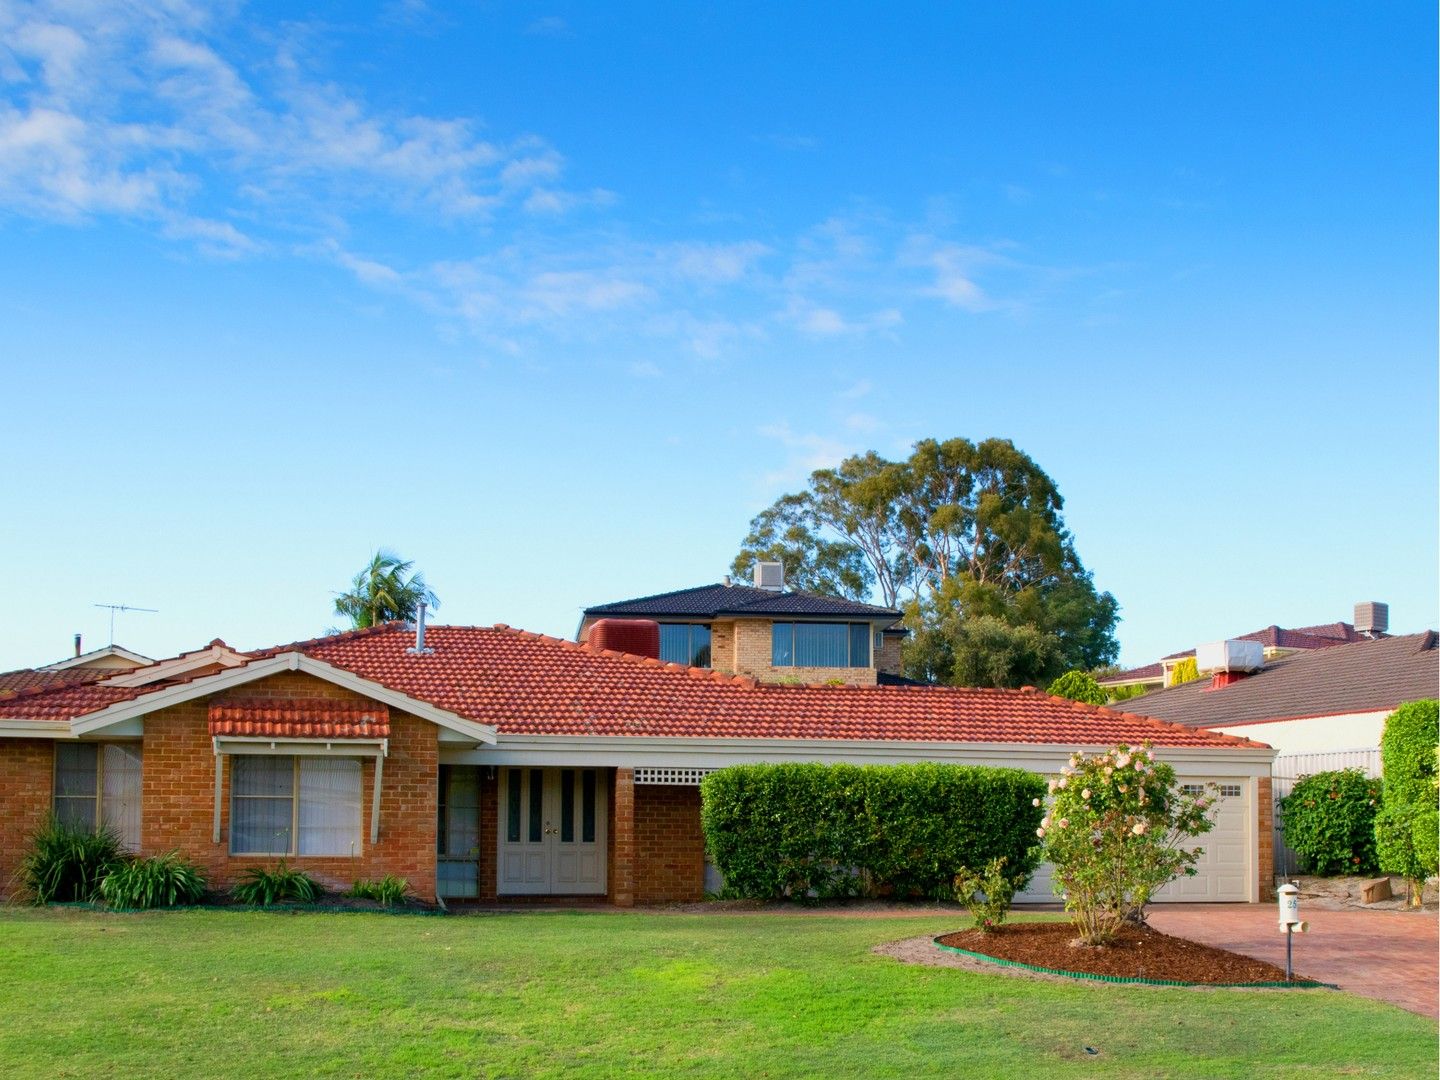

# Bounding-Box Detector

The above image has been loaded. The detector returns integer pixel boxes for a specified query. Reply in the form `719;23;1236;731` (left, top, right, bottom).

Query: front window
230;755;362;857
53;743;142;851
771;622;872;668
659;623;712;667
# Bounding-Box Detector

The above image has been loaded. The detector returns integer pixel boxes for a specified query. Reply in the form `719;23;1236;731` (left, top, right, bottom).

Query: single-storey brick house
0;622;1276;904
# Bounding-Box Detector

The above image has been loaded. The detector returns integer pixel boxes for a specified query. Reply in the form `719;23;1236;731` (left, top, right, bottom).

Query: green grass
0;908;1431;1078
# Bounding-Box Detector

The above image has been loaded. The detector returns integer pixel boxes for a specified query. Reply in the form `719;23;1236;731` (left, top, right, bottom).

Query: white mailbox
1278;883;1300;927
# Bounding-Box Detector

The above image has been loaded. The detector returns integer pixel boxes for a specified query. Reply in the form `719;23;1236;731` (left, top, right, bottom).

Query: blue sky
1;2;1435;670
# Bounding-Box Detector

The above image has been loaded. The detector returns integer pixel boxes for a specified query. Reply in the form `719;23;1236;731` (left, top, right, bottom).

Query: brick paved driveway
1148;903;1438;1018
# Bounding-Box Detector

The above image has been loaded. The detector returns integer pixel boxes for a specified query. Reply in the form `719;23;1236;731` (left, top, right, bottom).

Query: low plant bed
935;922;1323;987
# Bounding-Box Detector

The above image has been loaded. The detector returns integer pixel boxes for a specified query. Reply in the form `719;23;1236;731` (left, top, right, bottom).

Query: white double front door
498;767;608;896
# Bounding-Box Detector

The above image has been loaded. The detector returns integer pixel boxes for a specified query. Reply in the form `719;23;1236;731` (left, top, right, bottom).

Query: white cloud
627;360;662;378
838;378;872;400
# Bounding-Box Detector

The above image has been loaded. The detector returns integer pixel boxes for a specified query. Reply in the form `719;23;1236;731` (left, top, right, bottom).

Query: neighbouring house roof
582;582;903;621
1100;621;1371;685
209;699;391;739
1116;632;1439;728
41;644;154;671
0;622;1265;750
0;666;114;695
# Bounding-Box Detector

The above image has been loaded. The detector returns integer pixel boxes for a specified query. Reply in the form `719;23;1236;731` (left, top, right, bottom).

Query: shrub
100;852;207;910
17;817;126;904
231;863;322;906
1046;670;1107;706
1167;658;1200;686
700;762;1045;901
1042;744;1215;945
1106;683;1152;704
954;856;1022;932
347;876;411;906
1279;769;1382;875
1375;700;1439;905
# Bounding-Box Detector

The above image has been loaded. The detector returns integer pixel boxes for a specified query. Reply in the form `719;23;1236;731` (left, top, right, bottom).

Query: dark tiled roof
1100;621;1369;684
583;582;901;620
1117;632;1438;728
2;622;1265;750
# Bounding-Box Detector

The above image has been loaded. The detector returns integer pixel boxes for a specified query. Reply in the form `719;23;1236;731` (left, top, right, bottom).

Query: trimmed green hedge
700;763;1046;900
1375;700;1439;888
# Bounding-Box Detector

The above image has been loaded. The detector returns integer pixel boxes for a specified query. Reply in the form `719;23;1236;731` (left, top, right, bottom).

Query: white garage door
1015;778;1251;904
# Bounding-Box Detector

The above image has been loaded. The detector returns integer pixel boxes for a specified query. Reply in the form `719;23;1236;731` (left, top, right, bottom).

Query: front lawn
0;908;1431;1078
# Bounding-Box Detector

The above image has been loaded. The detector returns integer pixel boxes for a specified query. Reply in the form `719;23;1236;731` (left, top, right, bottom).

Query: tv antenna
93;603;158;646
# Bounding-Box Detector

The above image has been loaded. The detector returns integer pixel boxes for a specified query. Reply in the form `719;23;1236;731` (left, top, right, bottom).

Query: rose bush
1041;743;1216;945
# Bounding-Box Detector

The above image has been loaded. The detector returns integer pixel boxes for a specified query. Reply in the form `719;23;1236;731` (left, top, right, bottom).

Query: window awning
208;699;391;845
209;698;390;739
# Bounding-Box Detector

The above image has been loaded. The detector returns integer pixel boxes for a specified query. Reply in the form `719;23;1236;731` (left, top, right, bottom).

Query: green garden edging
932;936;1335;990
42;900;445;917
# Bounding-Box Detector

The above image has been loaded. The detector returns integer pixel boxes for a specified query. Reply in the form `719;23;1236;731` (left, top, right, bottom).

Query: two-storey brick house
577;563;909;686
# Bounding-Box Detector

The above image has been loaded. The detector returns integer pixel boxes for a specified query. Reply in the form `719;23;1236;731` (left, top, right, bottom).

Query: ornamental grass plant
231;863;322;906
17;817;126;904
99;852;207;910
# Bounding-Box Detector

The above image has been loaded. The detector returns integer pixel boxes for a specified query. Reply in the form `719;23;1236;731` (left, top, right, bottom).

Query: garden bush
1042;743;1215;945
700;762;1045;900
1279;769;1382;875
1375;699;1439;904
1046;670;1107;705
100;852;207;910
231;863;322;906
17;817;126;904
346;876;411;906
953;856;1021;932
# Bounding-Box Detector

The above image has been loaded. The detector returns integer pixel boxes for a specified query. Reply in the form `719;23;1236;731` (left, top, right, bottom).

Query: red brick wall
1258;775;1275;902
140;672;440;899
633;784;705;903
0;739;53;897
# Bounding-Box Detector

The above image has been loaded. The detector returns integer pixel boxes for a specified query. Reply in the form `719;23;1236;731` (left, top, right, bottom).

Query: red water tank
586;618;661;660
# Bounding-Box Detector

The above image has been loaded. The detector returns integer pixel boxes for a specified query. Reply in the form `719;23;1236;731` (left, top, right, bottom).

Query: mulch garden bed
935;922;1315;985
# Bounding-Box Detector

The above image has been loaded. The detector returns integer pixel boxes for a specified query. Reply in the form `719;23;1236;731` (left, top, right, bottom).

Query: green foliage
700;762;1045;901
333;548;439;629
346;876;411;906
1279;770;1383;876
231;863;322;906
730;493;874;600
1046;670;1108;705
1042;744;1216;945
1375;700;1439;900
1168;657;1200;686
17;817;126;904
730;436;1120;689
953;856;1022;932
99;852;207;910
1105;682;1152;703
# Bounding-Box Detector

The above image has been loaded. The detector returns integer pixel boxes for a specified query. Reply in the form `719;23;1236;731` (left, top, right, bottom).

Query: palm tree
333;550;439;629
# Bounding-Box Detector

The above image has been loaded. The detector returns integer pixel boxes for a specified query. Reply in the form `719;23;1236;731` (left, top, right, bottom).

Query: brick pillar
613;767;636;907
1257;775;1275;902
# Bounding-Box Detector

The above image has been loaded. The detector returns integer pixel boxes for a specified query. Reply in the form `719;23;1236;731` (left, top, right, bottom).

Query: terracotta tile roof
0;681;143;718
0;667;113;695
583;582;902;620
1119;632;1439;728
209;699;390;739
278;624;1263;748
3;622;1265;750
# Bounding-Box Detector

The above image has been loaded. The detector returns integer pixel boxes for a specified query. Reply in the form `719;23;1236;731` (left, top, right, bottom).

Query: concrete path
1147;903;1438;1018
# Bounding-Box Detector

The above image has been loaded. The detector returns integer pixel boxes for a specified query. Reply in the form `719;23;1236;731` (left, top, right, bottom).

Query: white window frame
229;755;363;858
